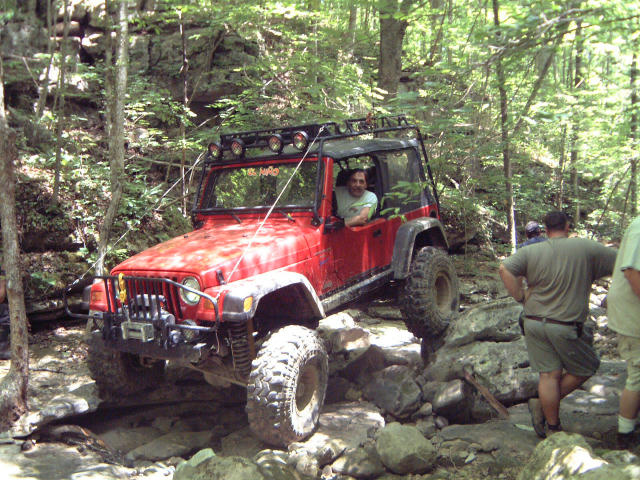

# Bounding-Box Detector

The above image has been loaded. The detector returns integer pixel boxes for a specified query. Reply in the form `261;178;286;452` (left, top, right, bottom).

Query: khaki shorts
524;318;600;377
618;334;640;392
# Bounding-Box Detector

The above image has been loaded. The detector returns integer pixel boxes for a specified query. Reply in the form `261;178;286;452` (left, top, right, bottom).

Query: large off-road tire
400;246;459;339
87;334;166;397
246;325;328;447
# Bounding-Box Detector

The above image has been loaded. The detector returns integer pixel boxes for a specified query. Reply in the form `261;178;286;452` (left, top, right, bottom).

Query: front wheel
246;325;328;447
400;246;459;339
87;334;166;397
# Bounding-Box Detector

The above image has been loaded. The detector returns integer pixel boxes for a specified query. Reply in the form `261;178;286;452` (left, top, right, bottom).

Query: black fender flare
391;218;448;280
221;271;325;323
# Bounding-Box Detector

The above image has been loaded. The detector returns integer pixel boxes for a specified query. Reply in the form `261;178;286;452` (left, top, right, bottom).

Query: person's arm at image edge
499;264;525;303
624;268;640;300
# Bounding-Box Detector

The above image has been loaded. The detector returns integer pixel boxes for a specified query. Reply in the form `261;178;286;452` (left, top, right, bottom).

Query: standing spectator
607;216;640;448
0;267;9;360
519;221;546;249
499;211;616;437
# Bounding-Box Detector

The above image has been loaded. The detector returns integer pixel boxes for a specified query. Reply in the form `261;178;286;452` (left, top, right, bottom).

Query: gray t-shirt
334;186;377;220
502;237;616;323
607;216;640;337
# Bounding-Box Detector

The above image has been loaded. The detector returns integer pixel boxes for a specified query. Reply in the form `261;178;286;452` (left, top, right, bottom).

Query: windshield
199;161;318;210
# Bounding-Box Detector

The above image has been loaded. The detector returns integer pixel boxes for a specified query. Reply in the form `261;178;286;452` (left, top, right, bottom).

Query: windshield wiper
231;212;242;224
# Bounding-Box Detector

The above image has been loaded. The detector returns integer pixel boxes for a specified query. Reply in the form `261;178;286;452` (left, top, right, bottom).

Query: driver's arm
345;206;371;227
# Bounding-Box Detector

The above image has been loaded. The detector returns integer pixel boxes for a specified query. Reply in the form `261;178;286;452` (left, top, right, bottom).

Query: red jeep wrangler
70;115;459;447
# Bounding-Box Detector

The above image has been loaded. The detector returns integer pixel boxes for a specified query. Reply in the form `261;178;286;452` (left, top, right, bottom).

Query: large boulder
375;423;436;475
516;432;640;480
363;365;423;419
424;299;537;406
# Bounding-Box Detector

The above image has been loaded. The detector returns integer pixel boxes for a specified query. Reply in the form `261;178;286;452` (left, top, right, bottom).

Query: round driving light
208;142;222;160
292;131;309;150
268;134;284;154
230;138;245;157
180;276;201;305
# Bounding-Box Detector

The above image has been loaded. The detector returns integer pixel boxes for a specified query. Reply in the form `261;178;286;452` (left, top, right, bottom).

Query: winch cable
221;126;327;290
71;150;207;286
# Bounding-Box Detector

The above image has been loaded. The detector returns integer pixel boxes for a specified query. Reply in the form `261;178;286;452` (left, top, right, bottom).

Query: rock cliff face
2;2;255;118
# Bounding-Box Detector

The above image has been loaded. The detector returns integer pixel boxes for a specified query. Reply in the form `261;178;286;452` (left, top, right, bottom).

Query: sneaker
528;398;546;438
617;431;635;450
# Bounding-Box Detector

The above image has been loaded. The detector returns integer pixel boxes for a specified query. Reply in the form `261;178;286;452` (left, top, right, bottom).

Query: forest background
0;0;639;328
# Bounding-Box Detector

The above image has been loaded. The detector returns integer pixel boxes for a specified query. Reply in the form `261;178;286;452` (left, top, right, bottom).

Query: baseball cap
525;221;541;234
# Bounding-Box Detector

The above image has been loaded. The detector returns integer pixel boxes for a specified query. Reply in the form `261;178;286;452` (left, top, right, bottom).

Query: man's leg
620;389;640;422
617;335;640;447
538;370;562;427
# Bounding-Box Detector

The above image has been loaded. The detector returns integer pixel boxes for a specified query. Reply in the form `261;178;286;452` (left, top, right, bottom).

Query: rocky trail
0;262;638;480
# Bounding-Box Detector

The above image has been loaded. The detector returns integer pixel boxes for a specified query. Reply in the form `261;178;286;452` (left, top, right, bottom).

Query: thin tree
378;0;412;102
569;19;584;224
51;0;71;205
491;0;516;250
630;49;637;217
96;0;128;276
0;57;30;427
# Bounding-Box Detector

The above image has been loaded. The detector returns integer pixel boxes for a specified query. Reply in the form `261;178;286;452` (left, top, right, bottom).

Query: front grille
97;274;216;323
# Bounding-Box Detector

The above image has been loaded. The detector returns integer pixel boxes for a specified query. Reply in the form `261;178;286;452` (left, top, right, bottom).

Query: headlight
180;276;201;305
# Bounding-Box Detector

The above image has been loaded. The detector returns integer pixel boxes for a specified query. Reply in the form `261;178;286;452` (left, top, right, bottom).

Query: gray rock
444;298;522;348
363;365;422;419
425;338;537;404
366;305;404;320
331;445;386;479
290;402;385;465
338;345;387;384
431;379;474;423
375;422;436;475
415;417;437;438
328;326;371;354
254;450;299;480
173;448;216;480
220;426;265;458
173;454;264;480
125;431;212;462
516;432;640;480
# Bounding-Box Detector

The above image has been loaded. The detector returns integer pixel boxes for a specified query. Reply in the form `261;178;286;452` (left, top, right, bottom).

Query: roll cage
191;115;440;226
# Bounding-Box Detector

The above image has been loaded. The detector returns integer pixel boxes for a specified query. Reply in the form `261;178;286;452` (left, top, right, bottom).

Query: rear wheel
246;325;328;447
400;246;459;339
87;333;166;397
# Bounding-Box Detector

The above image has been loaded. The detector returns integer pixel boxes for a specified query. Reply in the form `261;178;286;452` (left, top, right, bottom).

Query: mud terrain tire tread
87;334;166;397
246;325;328;447
400;246;459;339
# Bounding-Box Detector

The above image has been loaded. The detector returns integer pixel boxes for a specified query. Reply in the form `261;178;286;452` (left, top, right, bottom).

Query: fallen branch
463;370;509;419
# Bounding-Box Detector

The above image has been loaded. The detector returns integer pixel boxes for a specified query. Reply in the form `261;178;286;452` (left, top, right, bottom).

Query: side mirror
324;217;345;233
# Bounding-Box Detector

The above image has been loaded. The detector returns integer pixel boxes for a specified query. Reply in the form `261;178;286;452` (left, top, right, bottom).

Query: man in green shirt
607;216;640;448
499;211;616;438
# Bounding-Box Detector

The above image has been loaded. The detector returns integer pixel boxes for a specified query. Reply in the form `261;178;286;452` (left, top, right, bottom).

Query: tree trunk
630;50;637;216
492;0;516;251
378;0;409;102
556;125;567;209
570;19;583;223
51;0;70;205
348;1;357;55
96;0;128;276
0;58;29;429
179;10;189;215
34;0;56;122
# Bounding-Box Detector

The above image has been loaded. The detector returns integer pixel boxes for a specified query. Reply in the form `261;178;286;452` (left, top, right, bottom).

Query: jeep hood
112;219;315;277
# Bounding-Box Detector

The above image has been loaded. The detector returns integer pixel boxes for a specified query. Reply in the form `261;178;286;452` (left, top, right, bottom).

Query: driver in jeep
335;169;377;227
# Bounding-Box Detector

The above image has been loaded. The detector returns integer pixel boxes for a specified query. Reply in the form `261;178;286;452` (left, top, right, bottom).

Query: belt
525;315;579;327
